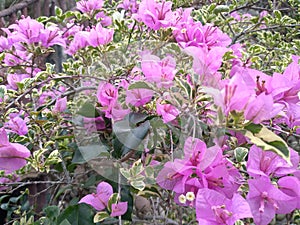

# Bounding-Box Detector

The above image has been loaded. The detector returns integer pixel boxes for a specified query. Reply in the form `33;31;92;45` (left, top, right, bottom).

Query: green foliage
93;211;109;223
72;145;109;164
193;0;300;74
244;124;290;163
112;113;151;158
234;147;248;163
57;204;96;225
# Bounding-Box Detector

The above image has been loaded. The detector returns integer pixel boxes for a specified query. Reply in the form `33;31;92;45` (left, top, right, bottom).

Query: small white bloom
186;192;195;201
178;194;186;204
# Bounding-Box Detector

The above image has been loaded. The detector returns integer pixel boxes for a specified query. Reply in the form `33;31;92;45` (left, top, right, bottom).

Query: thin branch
220;12;235;38
101;216;179;225
229;0;260;14
266;125;300;138
38;85;97;110
232;23;300;44
0;0;38;18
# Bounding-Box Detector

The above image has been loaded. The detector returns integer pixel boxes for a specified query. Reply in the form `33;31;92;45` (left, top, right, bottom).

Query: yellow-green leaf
93;211;109;223
107;193;119;212
244;124;290;164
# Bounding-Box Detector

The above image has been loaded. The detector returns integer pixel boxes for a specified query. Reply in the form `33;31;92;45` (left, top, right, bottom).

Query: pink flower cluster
3;16;65;49
96;53;180;123
206;56;300;127
76;0;104;14
129;0;300;129
135;0;231;49
79;181;128;217
245;145;300;225
156;137;300;225
4;112;28;135
67;23;114;55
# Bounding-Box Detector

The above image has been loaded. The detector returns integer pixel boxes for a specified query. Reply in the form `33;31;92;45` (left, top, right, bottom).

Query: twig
266;125;300;138
118;150;135;163
0;180;74;195
229;0;260;14
0;0;38;17
59;151;72;183
220;13;235;38
232;24;300;44
38;85;97;110
169;130;174;162
118;171;122;225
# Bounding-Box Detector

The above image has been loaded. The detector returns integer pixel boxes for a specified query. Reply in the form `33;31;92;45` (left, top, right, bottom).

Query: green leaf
144;166;154;177
244;123;262;134
113;31;122;43
128;112;149;125
36;16;49;23
55;7;63;17
130;180;145;191
235;220;245;225
244;124;290;163
113;115;150;156
45;150;62;166
77;102;100;118
107;193;119;212
274;10;282;20
249;45;266;54
0;86;5;100
57;204;95;225
137;186;161;198
175;77;193;99
72;144;109;164
128;82;153;90
130;159;144;177
208;3;217;12
59;219;72;225
213;5;230;14
234;147;248;162
16;82;24;90
93;211;109;223
64;11;76;19
120;168;131;179
44;205;60;220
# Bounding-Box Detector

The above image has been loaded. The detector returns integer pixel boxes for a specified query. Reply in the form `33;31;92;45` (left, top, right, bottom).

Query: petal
247;197;275;225
196;188;226;222
110;202;128;217
79;194;105;211
96;182;113;205
0;128;9;145
231;193;252;223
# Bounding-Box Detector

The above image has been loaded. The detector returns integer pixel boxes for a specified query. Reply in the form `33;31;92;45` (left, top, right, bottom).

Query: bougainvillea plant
0;0;300;224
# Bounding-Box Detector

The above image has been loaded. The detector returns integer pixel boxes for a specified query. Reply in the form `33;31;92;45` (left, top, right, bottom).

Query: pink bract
53;97;67;113
88;23;114;47
79;181;113;211
110;202;128;217
156;102;180;123
141;54;176;88
137;0;174;30
97;82;118;107
0;128;31;174
126;88;154;107
246;145;299;178
76;0;104;13
247;177;296;225
196;188;252;225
